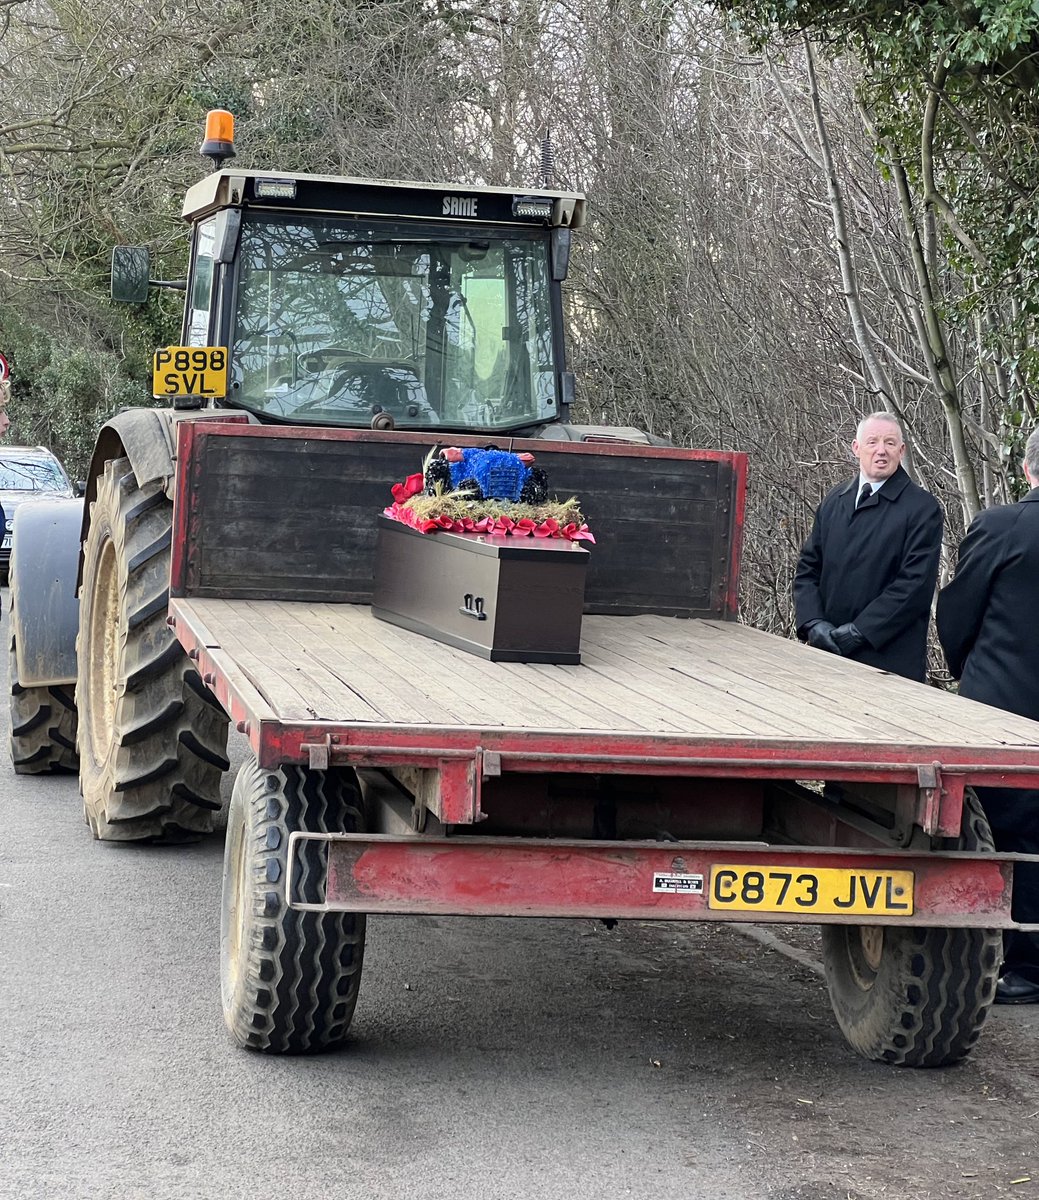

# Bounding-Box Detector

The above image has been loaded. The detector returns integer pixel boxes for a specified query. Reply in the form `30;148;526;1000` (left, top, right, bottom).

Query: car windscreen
227;214;559;431
0;457;69;491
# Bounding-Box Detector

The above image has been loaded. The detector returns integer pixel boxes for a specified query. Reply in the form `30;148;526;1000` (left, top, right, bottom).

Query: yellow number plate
708;865;914;916
152;346;228;399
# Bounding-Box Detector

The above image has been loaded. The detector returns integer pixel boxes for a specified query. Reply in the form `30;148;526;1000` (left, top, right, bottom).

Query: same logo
442;196;478;217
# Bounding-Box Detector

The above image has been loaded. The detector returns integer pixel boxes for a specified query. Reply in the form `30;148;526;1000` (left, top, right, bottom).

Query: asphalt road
3;649;1039;1199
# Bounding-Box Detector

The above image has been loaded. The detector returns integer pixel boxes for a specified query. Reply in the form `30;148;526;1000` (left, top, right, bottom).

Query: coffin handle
459;594;488;621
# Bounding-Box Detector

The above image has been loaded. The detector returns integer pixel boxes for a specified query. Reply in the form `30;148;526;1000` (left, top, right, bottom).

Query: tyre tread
823;789;1001;1068
221;760;366;1054
8;591;79;775
76;457;229;841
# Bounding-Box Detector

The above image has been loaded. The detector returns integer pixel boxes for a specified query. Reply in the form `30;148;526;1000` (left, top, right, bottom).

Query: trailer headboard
171;423;747;618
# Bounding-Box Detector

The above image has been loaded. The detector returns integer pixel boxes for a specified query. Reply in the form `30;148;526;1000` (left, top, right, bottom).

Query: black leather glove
831;623;866;656
805;620;840;654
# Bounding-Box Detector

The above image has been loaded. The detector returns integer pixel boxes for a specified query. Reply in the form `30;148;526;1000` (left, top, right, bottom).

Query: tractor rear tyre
9;592;78;774
76;456;229;841
822;789;1001;1067
221;758;367;1054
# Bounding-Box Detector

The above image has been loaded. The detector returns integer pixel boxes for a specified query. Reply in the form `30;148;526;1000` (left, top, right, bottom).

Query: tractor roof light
512;195;554;221
254;177;298;200
200;109;236;168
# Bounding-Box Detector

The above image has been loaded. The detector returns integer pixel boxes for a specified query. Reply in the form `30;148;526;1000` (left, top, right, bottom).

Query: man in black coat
0;381;7;617
794;412;943;681
937;427;1039;1003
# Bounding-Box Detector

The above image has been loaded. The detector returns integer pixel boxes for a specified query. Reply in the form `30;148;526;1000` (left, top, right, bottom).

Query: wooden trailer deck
170;598;1039;787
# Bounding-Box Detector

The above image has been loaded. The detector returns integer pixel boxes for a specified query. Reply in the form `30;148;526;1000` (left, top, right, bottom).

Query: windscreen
0;456;70;492
228;214;560;430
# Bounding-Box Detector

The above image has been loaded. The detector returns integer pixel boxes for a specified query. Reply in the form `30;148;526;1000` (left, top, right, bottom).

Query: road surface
2;651;1038;1199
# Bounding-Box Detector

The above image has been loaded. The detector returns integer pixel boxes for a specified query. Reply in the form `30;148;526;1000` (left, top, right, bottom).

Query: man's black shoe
994;971;1039;1004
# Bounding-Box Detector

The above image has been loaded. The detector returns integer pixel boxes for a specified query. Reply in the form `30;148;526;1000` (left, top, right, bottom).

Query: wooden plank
237;600;387;723
174;598;1039;754
667;619;1039;748
336;605;650;732
189;599;378;723
686;619;1028;743
575;621;793;735
286;602;494;726
185;429;740;617
513;659;681;731
169;601;280;725
585;625;878;741
575;647;758;736
636;622;945;744
538;651;692;733
645;620;971;744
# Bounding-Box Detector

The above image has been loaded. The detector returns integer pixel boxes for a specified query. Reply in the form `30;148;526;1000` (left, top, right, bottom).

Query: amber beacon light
200;110;236;167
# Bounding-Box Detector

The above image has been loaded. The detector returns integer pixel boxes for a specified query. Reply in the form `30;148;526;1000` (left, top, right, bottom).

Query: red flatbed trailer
172;595;1039;928
169;418;1039;1065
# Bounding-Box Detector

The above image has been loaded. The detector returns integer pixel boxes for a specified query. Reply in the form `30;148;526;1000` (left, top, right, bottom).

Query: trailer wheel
76;457;229;841
822;789;1001;1067
9;598;78;775
221;758;367;1054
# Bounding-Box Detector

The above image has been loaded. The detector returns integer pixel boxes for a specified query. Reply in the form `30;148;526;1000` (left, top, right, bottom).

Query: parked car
0;446;79;579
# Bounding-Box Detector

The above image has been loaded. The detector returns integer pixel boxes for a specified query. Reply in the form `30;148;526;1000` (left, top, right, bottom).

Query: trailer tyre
9;606;79;775
822;789;1001;1068
76;457;229;841
221;758;367;1054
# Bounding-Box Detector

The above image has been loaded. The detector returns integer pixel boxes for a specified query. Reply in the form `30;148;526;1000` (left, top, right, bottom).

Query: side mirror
75;480;86;496
111;246;151;304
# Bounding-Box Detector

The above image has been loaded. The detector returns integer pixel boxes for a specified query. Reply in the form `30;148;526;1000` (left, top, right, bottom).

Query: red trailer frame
168;418;1039;933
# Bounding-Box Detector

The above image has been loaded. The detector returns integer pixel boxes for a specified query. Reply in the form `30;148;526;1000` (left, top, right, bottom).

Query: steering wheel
297;346;372;373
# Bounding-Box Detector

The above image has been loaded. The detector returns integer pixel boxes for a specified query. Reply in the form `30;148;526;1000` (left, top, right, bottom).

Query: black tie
857;482;872;509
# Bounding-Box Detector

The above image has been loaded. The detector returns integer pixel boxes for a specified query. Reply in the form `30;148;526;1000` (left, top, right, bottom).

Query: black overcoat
936;487;1039;720
937;488;1039;940
793;466;943;681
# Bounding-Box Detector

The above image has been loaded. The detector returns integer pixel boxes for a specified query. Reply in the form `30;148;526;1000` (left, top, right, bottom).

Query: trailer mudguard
11;498;83;687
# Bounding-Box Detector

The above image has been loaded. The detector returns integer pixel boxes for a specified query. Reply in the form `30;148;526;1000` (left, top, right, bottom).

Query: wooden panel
176;425;742;617
175;597;1039;758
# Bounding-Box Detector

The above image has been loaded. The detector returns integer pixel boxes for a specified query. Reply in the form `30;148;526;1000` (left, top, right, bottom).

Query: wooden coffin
372;516;589;663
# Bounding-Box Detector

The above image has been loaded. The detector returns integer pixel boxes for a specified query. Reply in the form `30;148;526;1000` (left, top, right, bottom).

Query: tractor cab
113;120;584;437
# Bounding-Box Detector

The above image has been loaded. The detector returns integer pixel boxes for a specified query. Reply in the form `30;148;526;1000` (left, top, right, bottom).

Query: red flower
391;473;425;503
564;523;596;543
513;517;537;535
534;518;559;538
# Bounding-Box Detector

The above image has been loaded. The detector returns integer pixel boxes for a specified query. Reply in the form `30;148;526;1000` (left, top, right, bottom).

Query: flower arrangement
384;447;595;543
